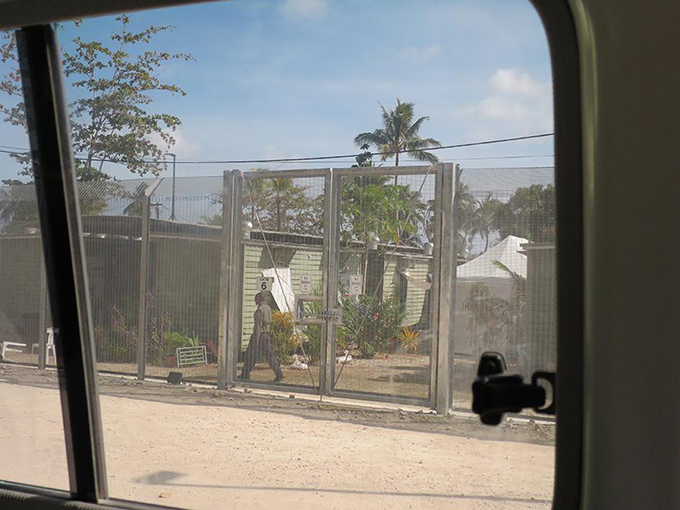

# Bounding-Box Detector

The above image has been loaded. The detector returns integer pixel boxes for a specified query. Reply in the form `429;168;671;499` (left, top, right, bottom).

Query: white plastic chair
31;327;57;365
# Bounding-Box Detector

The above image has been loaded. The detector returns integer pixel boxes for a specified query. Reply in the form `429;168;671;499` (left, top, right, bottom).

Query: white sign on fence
349;274;362;296
300;273;312;294
176;346;208;368
257;276;275;292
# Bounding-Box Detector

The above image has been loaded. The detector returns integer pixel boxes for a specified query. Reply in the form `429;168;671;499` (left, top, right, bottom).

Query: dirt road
0;366;554;509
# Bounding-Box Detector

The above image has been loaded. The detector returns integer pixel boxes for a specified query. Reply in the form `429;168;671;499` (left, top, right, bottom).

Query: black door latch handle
472;352;556;425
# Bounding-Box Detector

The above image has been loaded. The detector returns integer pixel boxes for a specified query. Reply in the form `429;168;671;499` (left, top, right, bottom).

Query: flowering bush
338;294;404;358
270;311;298;364
398;326;421;354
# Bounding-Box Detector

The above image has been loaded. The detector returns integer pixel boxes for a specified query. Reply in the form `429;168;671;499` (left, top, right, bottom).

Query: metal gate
218;164;456;412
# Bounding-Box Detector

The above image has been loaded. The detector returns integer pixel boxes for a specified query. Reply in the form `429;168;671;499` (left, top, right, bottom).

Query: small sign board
257;276;274;292
176;346;208;368
349;274;362;296
299;273;312;294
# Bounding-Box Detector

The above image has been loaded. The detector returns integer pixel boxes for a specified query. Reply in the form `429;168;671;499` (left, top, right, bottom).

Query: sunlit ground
0;366;554;510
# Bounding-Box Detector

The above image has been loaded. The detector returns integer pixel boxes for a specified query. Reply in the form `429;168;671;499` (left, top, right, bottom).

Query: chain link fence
0;167;556;410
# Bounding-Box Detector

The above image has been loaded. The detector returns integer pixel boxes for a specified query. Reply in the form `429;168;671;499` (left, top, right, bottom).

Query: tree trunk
276;196;281;231
362;241;369;295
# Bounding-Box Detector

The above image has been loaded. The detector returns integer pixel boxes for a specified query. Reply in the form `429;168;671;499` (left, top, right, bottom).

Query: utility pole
168;152;177;220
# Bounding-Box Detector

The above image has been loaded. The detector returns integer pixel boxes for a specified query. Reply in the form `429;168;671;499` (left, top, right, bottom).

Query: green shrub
149;330;195;366
338;294;404;358
94;306;137;363
303;324;323;364
270;311;297;364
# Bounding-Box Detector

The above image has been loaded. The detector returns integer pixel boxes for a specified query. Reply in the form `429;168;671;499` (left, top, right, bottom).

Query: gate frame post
228;171;244;386
218;170;235;390
434;163;456;414
321;169;336;395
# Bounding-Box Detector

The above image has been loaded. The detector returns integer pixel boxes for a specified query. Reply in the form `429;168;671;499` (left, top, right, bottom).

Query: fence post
435;163;456;414
37;256;47;369
321;169;335;395
218;171;235;390
137;178;161;380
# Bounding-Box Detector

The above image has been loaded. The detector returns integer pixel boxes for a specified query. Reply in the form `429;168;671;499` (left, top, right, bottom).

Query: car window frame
0;1;585;508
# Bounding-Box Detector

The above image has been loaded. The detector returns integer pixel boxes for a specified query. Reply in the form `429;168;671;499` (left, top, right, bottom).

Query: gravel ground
0;365;554;509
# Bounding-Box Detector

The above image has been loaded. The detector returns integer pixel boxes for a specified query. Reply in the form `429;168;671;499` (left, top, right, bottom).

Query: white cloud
454;68;553;136
281;0;329;20
150;128;202;159
399;44;442;63
490;68;544;96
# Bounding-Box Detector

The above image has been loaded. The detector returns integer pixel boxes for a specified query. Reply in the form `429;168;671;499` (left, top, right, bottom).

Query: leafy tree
494;184;555;242
352;143;374;168
269;177;312;233
200;214;223;226
242;171;273;227
454;167;477;258
354;98;441;169
395;185;427;246
340;180;419;293
424;166;476;258
0;16;193;180
242;173;316;235
472;192;502;252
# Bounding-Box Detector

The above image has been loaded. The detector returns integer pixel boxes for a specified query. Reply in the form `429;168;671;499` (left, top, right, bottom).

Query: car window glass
0;31;70;491
2;1;556;507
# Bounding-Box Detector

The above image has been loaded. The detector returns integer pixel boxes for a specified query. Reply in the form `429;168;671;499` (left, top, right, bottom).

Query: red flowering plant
337;294;404;358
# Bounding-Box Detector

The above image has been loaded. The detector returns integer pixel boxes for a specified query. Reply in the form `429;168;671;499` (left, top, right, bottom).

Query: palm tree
454;167;476;258
463;260;526;357
354;99;441;177
472;192;502;252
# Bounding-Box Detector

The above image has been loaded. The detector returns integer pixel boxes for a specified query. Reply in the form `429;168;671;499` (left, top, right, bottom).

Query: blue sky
0;0;553;181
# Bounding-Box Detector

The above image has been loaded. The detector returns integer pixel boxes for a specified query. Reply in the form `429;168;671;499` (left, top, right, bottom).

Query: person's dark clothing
241;302;282;380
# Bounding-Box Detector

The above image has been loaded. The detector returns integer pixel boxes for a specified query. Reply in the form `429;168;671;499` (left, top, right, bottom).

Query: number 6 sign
257;276;274;292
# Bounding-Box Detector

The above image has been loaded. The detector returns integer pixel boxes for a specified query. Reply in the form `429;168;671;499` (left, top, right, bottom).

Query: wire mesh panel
331;168;438;402
80;180;150;375
1;166;556;415
144;177;224;381
0;184;48;365
235;171;326;391
451;167;556;410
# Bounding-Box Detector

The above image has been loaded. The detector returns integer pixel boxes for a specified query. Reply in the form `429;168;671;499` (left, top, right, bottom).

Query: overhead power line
0;132;554;166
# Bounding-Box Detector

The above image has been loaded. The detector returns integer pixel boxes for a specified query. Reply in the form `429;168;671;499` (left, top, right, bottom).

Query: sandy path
0;381;553;509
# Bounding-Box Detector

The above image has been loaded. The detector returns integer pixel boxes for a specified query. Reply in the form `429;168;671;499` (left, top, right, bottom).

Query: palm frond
491;259;524;283
354;130;388;148
405;115;430;138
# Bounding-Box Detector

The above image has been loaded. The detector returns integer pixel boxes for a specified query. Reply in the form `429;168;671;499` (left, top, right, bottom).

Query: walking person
240;292;284;382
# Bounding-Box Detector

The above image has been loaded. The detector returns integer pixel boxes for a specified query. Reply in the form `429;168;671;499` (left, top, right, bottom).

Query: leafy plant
398;326;421;354
338;294;404;358
270;311;297;364
0;16;193;180
340;181;422;293
94;305;137;363
150;330;203;366
494;184;556;242
463;260;526;357
187;332;202;347
301;298;323;364
240;172;318;235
